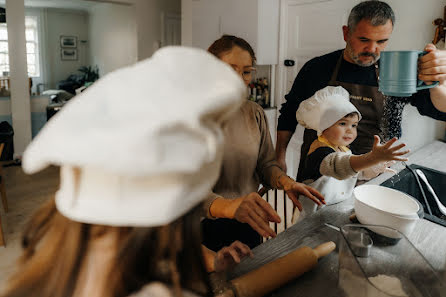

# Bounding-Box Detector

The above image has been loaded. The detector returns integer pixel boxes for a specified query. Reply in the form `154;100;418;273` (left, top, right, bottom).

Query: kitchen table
227;141;446;297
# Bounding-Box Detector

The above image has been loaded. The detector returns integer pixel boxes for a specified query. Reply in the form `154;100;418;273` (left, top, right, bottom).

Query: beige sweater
203;101;283;217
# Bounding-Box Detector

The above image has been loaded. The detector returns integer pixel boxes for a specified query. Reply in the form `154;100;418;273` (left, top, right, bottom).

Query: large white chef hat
296;86;361;136
22;46;246;227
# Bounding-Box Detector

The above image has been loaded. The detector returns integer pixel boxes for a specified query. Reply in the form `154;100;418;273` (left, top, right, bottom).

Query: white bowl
354;198;418;237
354;185;419;218
354;185;420;237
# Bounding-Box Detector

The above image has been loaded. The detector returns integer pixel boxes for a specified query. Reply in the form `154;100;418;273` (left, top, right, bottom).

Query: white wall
24;8;89;93
87;0;180;74
385;0;446;151
81;0;181;60
24;8;46;95
181;0;192;46
88;3;137;76
135;0;181;60
44;8;89;89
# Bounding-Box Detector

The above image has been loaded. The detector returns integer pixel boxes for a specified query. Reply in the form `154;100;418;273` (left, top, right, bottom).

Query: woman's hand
214;241;254;272
209;193;281;238
232;193;281;238
278;175;325;211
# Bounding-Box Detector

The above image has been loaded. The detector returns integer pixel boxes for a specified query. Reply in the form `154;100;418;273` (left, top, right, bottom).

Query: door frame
161;12;182;47
275;0;336;109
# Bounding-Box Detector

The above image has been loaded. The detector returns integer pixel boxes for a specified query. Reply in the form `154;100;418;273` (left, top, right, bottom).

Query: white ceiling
0;0;131;11
27;0;95;10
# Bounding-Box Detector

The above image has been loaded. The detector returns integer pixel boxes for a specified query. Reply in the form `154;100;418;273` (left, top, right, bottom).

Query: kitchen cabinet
192;0;279;65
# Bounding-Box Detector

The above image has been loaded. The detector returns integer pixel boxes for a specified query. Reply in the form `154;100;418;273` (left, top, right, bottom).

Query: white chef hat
296;86;361;136
22;46;246;227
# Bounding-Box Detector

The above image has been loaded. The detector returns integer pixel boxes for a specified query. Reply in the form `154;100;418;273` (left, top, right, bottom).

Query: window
0;16;40;77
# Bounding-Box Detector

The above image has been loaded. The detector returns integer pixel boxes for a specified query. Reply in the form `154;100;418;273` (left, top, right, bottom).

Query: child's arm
350;135;409;173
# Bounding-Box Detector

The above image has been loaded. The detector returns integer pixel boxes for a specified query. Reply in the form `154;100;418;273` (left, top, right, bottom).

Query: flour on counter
368;274;408;297
339;269;409;297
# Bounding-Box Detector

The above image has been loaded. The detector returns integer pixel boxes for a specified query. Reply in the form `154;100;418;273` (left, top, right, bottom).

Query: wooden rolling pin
227;241;336;297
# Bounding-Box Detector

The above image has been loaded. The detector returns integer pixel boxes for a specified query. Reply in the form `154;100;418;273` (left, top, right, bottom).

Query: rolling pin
227;241;336;297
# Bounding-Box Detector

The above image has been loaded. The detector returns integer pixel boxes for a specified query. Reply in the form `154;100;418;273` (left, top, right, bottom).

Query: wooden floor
0;165;59;287
0;165;295;286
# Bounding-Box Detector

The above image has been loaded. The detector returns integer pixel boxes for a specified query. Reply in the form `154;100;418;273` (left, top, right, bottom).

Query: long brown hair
1;198;211;297
208;34;256;63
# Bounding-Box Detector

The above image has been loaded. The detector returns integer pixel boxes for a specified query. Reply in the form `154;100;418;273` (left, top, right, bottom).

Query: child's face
322;114;359;147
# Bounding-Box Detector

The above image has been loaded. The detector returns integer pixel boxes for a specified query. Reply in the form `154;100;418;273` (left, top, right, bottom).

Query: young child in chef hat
292;86;410;223
2;47;252;297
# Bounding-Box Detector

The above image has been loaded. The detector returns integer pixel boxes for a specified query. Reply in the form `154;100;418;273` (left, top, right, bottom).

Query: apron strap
328;51;344;85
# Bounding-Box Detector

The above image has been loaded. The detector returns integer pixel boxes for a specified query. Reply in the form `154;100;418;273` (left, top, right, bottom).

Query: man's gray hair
347;1;395;31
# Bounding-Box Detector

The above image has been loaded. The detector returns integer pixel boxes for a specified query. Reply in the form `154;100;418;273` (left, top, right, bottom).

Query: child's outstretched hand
370;135;410;163
350;136;409;174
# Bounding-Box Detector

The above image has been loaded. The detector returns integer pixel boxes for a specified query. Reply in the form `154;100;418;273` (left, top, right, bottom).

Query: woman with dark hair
202;35;325;251
0;47;249;297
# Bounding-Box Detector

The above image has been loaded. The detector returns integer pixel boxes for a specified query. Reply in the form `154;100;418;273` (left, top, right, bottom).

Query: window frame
0;15;41;78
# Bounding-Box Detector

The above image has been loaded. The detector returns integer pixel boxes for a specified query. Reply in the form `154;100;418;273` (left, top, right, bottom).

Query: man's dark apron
296;52;385;181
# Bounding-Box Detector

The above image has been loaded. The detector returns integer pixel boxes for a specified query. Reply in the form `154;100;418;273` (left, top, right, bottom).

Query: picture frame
61;48;78;61
60;36;77;48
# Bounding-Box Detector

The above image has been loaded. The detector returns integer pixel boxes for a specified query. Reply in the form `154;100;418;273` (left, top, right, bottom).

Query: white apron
292;174;357;223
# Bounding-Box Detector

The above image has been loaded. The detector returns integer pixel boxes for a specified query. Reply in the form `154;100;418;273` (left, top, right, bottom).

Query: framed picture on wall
61;48;78;61
60;36;77;48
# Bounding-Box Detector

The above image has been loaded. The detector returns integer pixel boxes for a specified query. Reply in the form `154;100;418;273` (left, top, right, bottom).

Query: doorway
276;0;358;178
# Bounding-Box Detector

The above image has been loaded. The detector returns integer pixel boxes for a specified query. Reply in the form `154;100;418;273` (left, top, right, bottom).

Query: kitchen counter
228;140;446;297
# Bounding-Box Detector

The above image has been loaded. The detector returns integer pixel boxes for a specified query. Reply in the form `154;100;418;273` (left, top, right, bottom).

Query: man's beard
346;44;379;67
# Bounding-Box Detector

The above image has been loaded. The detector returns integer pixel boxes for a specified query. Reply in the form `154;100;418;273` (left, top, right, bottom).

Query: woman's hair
208;34;256;63
1;198;211;297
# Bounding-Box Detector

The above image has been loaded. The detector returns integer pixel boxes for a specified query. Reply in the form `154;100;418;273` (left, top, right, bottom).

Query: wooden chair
0;143;8;247
260;187;295;240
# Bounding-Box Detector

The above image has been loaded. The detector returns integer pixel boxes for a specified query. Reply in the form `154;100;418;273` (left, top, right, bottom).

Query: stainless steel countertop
228;141;446;297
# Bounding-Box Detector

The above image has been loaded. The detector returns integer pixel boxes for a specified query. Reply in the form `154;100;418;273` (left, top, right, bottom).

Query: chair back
261;188;295;238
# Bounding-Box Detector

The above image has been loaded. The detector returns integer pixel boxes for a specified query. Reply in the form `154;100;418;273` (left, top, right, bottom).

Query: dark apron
296;52;385;181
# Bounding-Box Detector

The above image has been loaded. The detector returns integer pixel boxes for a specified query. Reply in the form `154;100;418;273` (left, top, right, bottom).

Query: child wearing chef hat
292;86;410;223
2;47;253;297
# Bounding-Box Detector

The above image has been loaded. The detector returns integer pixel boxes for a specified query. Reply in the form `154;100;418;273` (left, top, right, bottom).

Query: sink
380;164;446;227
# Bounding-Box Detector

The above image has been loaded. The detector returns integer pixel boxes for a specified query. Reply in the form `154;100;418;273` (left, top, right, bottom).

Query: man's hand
419;44;446;85
214;241;254;272
419;43;446;112
209;194;281;238
278;175;325;211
